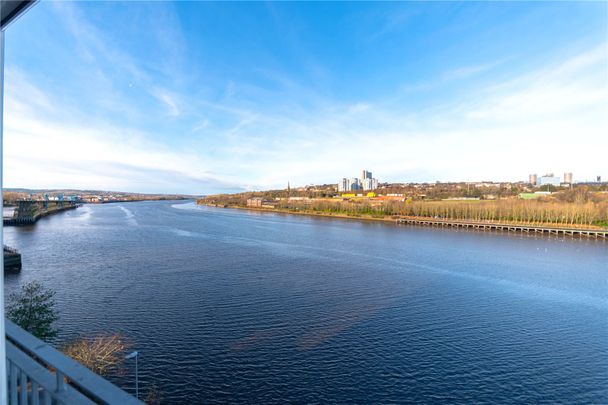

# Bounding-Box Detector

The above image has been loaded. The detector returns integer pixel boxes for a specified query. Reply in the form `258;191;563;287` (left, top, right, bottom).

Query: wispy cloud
184;44;607;188
443;60;506;81
51;1;147;84
7;40;606;191
464;45;607;122
347;103;371;114
403;59;507;93
5;2;607;192
367;9;416;42
150;88;181;117
4;70;242;194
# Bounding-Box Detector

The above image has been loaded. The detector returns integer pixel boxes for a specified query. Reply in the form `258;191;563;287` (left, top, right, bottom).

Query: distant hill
5;188;200;198
3;188;202;204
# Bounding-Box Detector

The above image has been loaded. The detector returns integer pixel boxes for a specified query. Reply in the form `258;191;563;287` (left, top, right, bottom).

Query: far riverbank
198;203;608;239
201;203;396;223
85;197;191;204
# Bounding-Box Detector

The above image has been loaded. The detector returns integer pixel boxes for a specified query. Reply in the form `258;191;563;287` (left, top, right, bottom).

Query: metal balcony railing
5;319;143;405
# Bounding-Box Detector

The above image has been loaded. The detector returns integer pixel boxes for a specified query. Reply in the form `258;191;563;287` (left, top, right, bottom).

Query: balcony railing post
43;390;51;405
8;362;16;405
19;370;27;404
31;380;40;405
56;370;66;392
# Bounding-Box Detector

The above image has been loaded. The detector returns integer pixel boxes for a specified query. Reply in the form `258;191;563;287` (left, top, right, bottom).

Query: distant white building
338;169;378;192
538;173;560;186
338;177;362;191
362;178;378;191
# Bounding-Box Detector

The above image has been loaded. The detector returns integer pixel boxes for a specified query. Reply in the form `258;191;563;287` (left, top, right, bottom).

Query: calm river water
4;201;607;403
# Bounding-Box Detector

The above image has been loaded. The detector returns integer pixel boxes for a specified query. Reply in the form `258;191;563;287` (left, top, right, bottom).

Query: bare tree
62;334;130;376
145;384;163;405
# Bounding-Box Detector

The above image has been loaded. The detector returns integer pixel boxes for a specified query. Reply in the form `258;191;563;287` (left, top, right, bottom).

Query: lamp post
125;351;139;399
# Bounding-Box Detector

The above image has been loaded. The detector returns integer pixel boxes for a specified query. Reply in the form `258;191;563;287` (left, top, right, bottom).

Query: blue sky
4;1;607;194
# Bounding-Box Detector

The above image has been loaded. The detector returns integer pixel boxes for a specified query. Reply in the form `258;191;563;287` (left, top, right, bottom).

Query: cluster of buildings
528;172;605;187
246;197;276;208
338;169;379;192
20;192;181;204
528;172;574;187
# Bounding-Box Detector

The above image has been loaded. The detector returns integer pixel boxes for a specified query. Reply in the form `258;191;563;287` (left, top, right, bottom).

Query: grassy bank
200;202;608;231
206;203;398;223
198;195;608;230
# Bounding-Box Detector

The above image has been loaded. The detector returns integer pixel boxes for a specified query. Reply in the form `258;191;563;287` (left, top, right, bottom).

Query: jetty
395;217;608;239
3;200;79;226
3;245;22;273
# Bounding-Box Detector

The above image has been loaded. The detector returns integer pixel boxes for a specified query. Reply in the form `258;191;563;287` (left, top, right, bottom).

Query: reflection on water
4;201;608;404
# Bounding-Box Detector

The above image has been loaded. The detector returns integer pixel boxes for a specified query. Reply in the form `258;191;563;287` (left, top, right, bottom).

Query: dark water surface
4;201;607;403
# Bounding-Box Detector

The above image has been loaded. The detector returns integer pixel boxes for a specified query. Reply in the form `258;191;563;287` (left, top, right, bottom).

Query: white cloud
403;59;507;93
443;60;506;81
150;88;181;117
3;73;241;194
4;2;607;194
347;103;371;114
367;9;416;42
200;44;607;188
464;45;607;123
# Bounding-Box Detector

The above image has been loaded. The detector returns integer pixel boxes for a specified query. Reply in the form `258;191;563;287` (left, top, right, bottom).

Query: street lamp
125;351;139;399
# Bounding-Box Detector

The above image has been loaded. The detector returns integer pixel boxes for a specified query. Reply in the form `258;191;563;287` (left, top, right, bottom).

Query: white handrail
5;319;143;405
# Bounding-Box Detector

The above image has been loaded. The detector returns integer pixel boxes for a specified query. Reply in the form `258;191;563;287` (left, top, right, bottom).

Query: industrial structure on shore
529;172;573;187
527;172;607;187
3;245;21;273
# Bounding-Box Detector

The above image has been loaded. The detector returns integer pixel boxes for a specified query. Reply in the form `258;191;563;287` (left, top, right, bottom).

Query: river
4;200;607;403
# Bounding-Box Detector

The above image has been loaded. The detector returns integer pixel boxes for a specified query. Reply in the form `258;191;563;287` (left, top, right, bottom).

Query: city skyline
3;2;607;194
